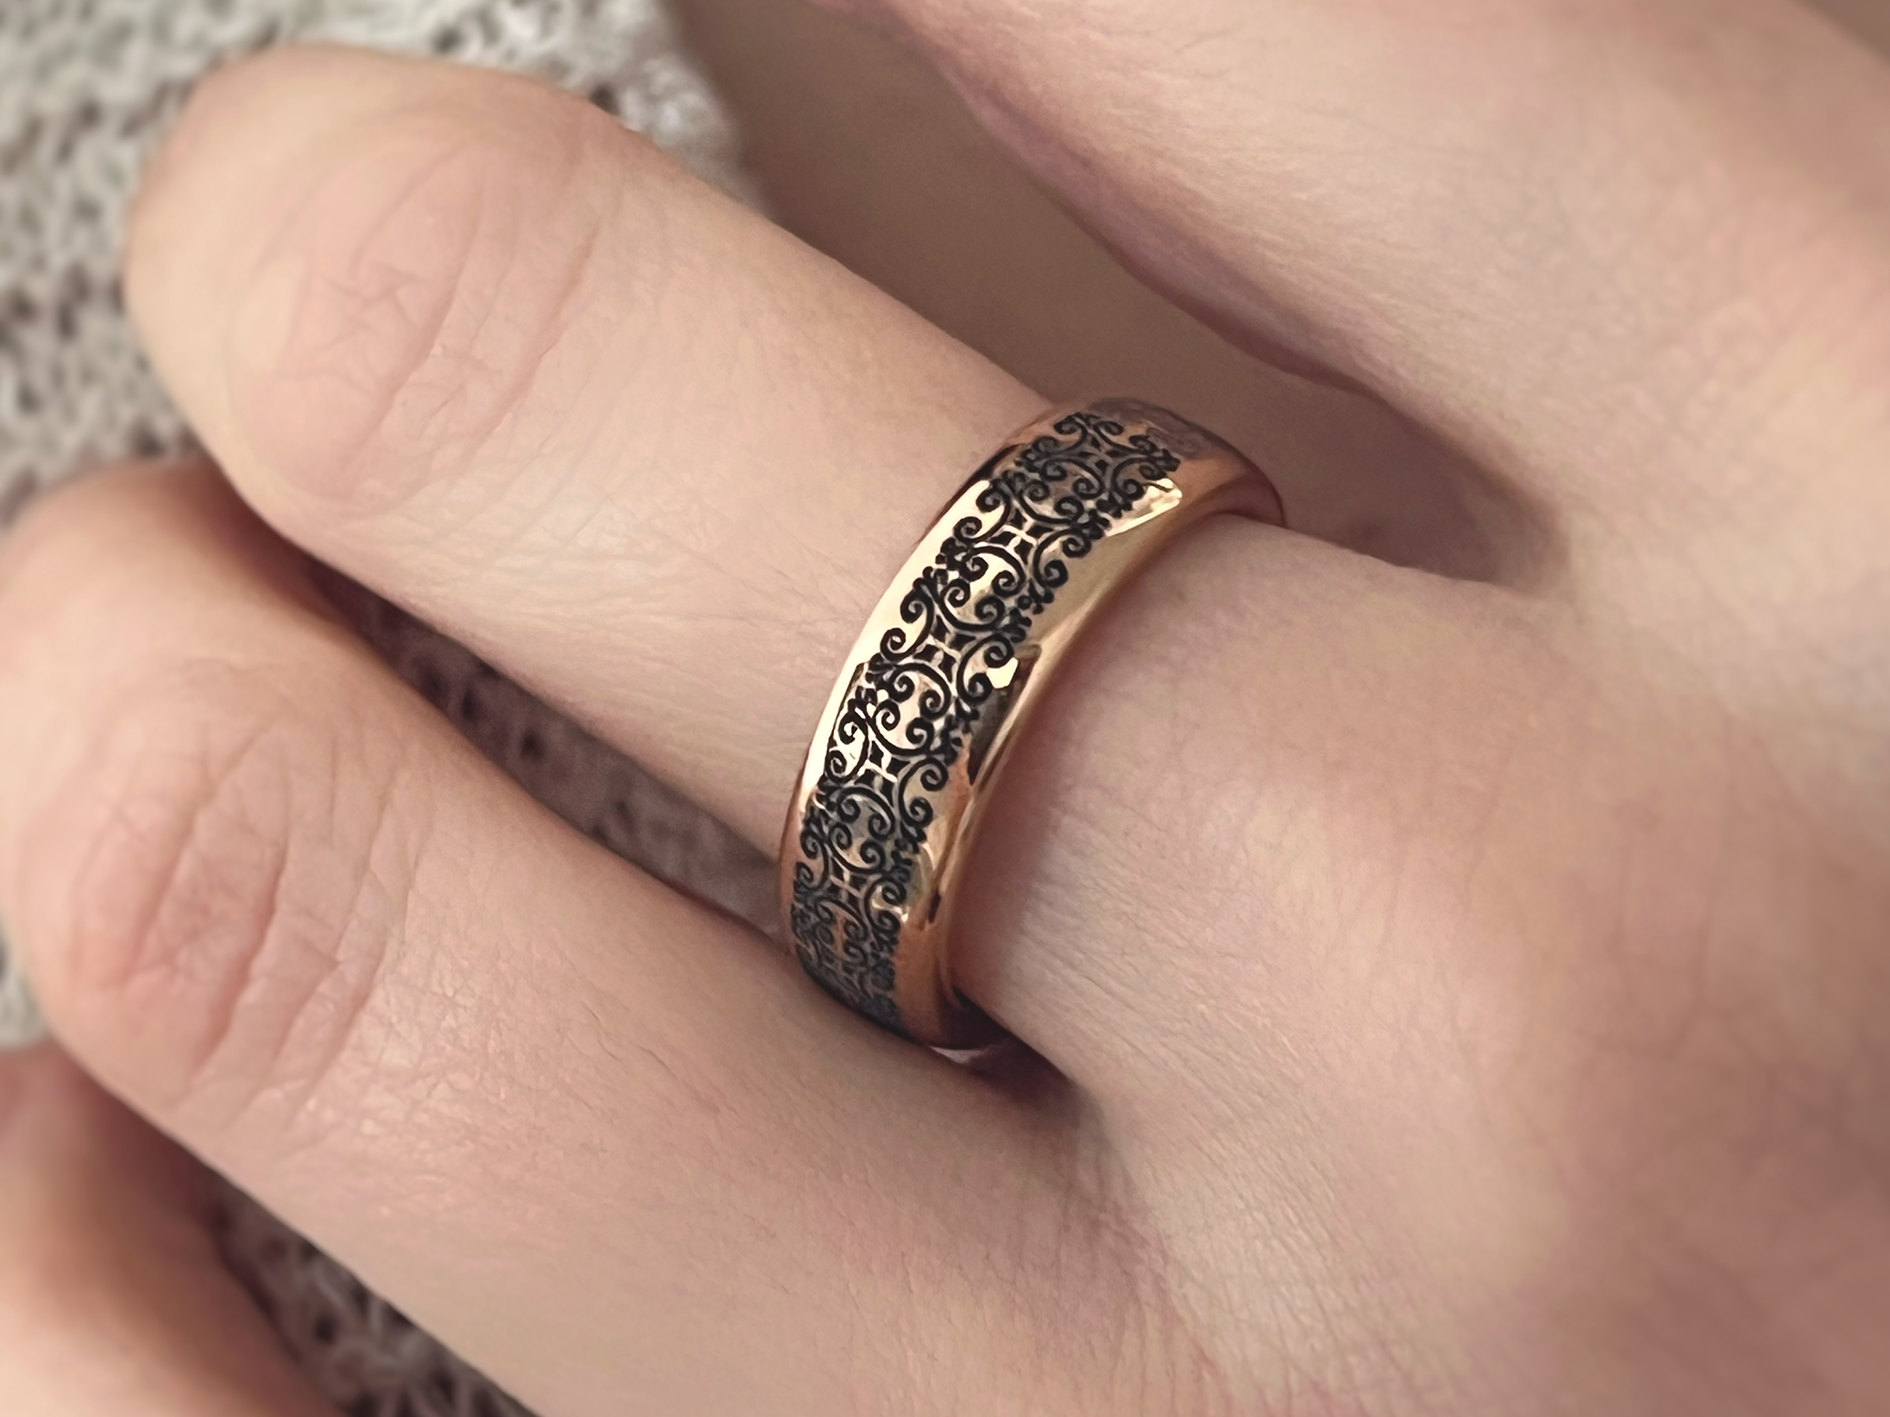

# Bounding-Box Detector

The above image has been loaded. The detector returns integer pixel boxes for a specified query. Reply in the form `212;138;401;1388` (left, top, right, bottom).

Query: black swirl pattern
787;406;1186;1033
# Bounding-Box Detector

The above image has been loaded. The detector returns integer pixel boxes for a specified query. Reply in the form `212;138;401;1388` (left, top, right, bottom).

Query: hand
4;3;1890;1411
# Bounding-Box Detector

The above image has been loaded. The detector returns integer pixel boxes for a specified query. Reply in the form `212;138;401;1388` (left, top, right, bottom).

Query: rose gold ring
779;399;1285;1046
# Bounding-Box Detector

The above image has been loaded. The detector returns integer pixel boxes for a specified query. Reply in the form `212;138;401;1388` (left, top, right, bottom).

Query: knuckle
22;660;417;1133
0;467;222;879
210;65;623;513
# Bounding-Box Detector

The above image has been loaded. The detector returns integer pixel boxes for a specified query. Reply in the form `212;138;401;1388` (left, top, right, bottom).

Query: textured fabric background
0;3;773;1412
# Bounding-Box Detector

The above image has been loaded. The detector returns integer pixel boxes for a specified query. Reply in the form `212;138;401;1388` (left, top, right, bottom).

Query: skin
3;1;1890;1412
0;1047;338;1417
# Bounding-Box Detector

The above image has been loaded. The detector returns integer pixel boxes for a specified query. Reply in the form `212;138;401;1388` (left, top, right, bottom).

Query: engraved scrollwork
787;407;1185;1032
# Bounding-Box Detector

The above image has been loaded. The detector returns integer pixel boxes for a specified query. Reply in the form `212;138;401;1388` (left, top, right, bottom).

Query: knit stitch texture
0;3;772;1412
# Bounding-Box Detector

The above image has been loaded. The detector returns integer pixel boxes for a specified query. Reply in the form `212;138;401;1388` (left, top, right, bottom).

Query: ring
779;399;1285;1046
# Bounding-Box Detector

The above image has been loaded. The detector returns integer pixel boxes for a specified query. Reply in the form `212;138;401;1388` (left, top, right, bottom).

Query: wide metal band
779;399;1285;1046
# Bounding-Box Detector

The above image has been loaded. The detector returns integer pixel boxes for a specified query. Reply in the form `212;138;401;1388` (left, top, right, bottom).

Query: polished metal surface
780;399;1285;1045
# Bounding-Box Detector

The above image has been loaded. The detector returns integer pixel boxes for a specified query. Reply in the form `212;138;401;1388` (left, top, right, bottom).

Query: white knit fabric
0;0;755;530
0;4;772;1412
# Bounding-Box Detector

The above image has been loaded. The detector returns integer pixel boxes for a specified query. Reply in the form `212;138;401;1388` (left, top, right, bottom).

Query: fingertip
125;50;365;465
127;46;646;517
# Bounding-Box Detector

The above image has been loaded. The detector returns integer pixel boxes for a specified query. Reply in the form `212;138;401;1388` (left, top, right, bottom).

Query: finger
0;1046;334;1417
821;0;1890;648
115;47;1588;1090
126;45;1044;852
0;465;1161;1417
118;46;1464;1071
